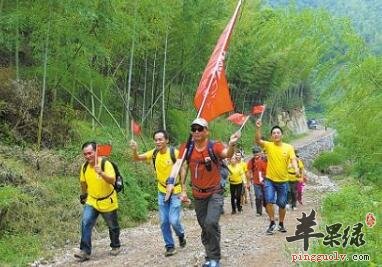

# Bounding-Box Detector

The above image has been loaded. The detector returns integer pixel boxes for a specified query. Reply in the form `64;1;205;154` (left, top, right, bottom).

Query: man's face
83;145;96;164
154;132;168;151
271;128;283;142
191;124;208;141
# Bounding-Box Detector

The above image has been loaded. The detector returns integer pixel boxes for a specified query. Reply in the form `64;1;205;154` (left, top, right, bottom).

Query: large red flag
97;144;112;157
227;113;247;125
194;0;242;122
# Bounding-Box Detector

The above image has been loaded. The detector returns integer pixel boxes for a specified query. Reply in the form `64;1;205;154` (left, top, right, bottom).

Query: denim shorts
264;178;288;208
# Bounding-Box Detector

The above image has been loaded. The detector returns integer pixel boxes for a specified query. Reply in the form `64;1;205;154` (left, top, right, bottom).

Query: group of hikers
75;117;307;267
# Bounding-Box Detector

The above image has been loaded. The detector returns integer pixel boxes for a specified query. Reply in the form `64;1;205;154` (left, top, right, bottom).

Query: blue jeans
264;178;288;208
158;192;185;249
80;204;120;254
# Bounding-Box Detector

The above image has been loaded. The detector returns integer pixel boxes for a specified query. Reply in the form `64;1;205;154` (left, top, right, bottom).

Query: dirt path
38;130;334;267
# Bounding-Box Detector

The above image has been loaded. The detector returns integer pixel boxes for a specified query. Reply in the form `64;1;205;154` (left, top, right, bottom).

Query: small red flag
252;105;265;115
132;120;142;135
97;144;112;157
227;113;247;125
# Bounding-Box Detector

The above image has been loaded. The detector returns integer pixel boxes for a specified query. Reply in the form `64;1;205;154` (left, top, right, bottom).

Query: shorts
264;178;288;208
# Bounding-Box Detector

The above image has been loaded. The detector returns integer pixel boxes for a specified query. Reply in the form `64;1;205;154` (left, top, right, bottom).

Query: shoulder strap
169;146;176;164
82;162;89;174
207;140;219;164
101;157;107;171
152;148;159;170
252;157;256;173
185;141;195;164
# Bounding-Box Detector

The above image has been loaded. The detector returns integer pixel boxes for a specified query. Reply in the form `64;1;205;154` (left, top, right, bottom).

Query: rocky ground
37;130;336;267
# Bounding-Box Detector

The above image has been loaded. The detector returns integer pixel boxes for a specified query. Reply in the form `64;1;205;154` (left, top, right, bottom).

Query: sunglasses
191;125;205;132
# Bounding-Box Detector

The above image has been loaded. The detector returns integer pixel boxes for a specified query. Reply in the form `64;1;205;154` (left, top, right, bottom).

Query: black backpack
152;146;177;171
82;158;124;193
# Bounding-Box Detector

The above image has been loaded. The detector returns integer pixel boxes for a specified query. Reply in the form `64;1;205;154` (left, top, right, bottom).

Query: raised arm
221;131;241;158
255;119;265;147
129;139;147;161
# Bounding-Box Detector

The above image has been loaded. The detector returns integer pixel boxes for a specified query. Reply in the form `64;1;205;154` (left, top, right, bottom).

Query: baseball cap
191;118;208;128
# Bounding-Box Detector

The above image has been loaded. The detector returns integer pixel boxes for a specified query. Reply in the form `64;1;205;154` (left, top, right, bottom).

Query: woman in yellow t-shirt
228;152;247;214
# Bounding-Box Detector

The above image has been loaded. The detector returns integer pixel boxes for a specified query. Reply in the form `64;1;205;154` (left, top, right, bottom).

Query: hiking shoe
110;247;121;256
164;247;177;257
278;224;287;233
179;236;186;248
74;250;90;262
266;224;276;235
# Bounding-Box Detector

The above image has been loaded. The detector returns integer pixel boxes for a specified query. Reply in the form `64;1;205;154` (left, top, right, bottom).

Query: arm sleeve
142;149;155;161
213;142;225;158
104;161;116;178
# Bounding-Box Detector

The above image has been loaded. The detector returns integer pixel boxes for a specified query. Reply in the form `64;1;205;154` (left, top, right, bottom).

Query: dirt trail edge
38;130;335;267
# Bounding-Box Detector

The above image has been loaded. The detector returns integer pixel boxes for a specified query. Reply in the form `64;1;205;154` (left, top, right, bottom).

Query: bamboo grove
0;0;381;183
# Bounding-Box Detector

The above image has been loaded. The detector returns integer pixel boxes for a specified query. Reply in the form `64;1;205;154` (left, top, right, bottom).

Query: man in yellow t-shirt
130;129;185;257
74;141;120;262
255;120;299;235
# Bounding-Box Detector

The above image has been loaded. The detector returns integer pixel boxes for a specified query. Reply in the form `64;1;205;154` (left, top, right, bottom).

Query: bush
313;150;345;173
308;182;382;266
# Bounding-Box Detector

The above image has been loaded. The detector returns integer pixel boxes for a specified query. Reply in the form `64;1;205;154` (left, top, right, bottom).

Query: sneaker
256;212;262;217
110;247;121;256
278;224;287;233
266;224;276;235
210;260;220;267
292;207;298;211
179;236;186;248
74;250;90;262
202;260;220;267
164;247;177;257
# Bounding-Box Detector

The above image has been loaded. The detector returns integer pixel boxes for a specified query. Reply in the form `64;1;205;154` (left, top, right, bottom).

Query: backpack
82;158;124;193
152;146;177;171
185;140;231;189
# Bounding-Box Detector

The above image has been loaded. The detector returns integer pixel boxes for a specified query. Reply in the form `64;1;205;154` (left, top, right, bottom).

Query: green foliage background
0;0;381;265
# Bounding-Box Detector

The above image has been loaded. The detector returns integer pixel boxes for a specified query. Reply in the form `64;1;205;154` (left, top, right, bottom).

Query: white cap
191;118;208;128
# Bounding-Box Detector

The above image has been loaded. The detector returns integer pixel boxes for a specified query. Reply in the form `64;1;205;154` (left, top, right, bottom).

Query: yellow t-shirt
144;147;181;194
228;162;247;185
262;141;296;182
288;158;304;182
80;157;118;212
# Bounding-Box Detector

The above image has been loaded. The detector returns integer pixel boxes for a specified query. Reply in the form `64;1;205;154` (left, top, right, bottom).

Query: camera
205;157;212;171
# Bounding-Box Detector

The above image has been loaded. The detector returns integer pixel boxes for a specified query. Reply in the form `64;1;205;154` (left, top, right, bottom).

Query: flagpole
237;115;250;133
259;104;266;121
196;72;217;119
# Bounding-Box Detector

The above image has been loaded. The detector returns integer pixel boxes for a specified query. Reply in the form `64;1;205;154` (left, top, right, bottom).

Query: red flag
227;113;247;125
97;144;112;157
132;120;141;135
252;105;265;115
194;0;242;122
